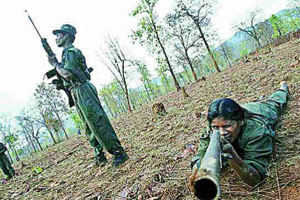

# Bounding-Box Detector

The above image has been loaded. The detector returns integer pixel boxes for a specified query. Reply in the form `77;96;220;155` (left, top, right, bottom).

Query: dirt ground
0;38;300;200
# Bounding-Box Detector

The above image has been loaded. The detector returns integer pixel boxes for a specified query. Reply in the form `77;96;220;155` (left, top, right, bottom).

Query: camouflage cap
53;24;76;36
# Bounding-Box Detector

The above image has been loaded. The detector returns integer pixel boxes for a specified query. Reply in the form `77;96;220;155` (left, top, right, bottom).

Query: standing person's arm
48;51;76;79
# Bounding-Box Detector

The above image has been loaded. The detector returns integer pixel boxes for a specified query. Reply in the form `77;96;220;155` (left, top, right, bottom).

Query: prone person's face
211;117;242;143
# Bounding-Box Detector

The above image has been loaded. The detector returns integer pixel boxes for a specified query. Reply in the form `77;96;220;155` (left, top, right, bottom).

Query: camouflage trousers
0;153;15;179
261;89;289;128
71;81;124;156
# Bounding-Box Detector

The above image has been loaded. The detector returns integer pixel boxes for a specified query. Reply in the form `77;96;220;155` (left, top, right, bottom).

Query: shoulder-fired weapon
189;130;221;200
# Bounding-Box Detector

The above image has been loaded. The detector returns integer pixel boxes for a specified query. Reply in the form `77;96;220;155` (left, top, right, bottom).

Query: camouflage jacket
191;101;280;179
58;45;90;86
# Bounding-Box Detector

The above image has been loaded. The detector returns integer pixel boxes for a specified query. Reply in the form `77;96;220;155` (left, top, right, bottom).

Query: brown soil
1;38;300;200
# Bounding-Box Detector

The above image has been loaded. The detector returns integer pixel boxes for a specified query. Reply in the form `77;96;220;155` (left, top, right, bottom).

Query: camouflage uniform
0;143;15;179
192;89;288;179
51;24;128;166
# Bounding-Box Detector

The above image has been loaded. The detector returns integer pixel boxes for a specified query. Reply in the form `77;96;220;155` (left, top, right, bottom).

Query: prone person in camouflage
0;142;15;180
48;24;128;167
191;81;289;186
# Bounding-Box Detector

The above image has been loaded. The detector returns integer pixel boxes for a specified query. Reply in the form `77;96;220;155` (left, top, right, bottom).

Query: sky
0;0;290;115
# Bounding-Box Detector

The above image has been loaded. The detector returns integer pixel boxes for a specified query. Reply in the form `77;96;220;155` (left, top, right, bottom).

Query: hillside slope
1;38;300;200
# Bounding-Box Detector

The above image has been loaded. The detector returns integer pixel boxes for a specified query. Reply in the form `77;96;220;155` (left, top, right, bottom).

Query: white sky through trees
0;0;289;115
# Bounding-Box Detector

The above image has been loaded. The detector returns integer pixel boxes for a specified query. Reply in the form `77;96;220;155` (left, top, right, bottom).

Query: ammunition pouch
71;67;93;85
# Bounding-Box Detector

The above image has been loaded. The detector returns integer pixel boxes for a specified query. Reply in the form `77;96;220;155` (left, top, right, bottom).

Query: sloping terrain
1;38;300;200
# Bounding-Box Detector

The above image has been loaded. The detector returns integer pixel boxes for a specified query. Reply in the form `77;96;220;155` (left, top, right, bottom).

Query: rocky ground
1;38;300;200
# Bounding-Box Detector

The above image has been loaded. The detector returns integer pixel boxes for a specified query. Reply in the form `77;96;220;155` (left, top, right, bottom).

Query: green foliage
155;58;174;93
4;134;18;144
270;14;287;38
284;10;300;32
239;40;250;58
31;166;43;175
99;80;129;117
70;111;83;131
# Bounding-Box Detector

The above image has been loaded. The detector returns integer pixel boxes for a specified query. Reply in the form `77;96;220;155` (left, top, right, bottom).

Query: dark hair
207;98;244;125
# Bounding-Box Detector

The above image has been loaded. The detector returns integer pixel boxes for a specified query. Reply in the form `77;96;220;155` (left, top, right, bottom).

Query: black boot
95;152;108;166
112;151;128;167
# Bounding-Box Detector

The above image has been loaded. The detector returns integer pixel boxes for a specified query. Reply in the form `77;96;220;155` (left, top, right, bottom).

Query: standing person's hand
48;55;58;67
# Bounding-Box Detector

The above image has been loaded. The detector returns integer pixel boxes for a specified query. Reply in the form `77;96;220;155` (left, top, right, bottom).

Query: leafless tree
235;10;264;48
179;0;221;72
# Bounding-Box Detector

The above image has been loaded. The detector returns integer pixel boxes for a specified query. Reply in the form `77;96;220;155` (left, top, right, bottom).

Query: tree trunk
56;113;69;140
178;73;187;85
103;97;114;118
150;13;181;91
116;94;127;113
41;114;57;144
34;137;43;151
196;24;221;72
24;134;34;154
142;81;152;101
221;45;232;67
6;148;14;163
29;136;38;153
50;104;68;140
54;130;62;142
146;79;156;98
185;50;198;81
48;129;57;144
162;73;171;92
124;87;132;112
251;26;262;48
8;142;20;161
182;65;192;83
108;94;120;117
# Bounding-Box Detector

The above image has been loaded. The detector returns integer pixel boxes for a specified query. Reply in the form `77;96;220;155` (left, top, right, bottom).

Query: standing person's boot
112;151;128;167
95;152;108;167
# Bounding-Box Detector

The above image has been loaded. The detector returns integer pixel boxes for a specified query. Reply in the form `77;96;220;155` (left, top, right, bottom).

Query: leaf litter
1;38;300;199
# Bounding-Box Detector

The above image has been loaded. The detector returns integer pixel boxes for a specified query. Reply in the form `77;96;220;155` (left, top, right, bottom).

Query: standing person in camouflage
191;81;289;186
0;142;15;180
48;24;128;167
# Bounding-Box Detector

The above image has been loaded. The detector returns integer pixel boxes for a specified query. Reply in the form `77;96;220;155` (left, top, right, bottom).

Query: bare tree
16;114;43;151
179;0;221;72
166;11;202;81
131;0;182;91
34;82;69;140
219;43;234;68
235;10;264;48
101;36;135;112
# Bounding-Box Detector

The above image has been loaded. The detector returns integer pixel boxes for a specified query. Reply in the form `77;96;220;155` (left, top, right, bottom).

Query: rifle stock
189;130;221;200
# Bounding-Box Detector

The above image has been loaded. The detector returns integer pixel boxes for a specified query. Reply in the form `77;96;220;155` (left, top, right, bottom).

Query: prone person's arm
222;133;273;187
191;130;210;168
224;143;261;186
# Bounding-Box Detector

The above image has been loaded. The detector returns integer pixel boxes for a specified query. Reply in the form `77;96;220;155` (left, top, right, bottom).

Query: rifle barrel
191;130;221;200
25;10;43;39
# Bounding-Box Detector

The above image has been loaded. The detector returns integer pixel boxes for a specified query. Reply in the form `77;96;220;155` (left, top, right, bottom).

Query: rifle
189;130;221;200
25;10;74;107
